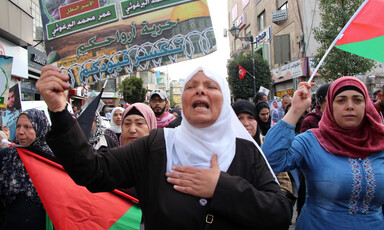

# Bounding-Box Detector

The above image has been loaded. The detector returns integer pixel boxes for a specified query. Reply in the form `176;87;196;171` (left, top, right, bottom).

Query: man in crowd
253;92;268;106
149;89;175;128
271;94;291;125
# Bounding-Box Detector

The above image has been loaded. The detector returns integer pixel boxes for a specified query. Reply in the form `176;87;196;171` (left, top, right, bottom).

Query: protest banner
39;0;216;88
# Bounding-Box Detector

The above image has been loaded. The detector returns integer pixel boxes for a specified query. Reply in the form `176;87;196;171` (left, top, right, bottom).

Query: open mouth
193;100;209;110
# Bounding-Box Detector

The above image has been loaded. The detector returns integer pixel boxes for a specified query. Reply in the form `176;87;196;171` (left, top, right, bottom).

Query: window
244;25;251;37
273;34;290;64
32;1;43;41
277;0;288;10
258;11;265;31
279;2;288;10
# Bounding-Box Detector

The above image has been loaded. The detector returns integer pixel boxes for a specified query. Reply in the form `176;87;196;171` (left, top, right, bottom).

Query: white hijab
108;107;124;133
164;66;276;181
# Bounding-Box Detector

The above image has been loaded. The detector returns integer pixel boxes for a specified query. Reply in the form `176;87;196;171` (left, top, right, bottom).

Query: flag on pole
238;64;247;79
335;0;384;63
17;148;142;230
77;88;104;141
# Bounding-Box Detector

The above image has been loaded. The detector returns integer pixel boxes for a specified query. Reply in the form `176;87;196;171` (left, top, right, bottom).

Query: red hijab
311;76;384;158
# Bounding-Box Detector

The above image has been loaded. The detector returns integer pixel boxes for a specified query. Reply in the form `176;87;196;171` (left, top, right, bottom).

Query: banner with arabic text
40;0;216;88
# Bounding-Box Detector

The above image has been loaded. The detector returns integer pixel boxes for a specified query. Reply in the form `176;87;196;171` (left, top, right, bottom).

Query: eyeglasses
150;98;165;103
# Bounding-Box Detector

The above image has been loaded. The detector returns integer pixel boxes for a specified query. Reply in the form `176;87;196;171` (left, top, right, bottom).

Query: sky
155;0;230;81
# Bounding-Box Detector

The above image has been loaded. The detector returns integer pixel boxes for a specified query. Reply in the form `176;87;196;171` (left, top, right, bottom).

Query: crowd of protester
1;64;384;229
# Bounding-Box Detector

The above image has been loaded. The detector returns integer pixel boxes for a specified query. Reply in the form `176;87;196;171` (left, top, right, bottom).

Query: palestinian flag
17;148;142;230
335;0;384;63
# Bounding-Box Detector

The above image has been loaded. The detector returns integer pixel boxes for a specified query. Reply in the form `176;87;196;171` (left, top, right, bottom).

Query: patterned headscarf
89;111;104;148
20;109;53;155
0;109;53;206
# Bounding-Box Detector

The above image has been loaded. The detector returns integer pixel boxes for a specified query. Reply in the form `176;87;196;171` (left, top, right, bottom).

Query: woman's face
121;114;149;144
182;71;223;128
113;110;123;126
332;90;365;130
16;114;36;147
237;113;258;137
258;108;270;122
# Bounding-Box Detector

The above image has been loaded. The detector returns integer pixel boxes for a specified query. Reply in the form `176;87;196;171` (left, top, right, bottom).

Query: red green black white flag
335;0;384;63
17;148;142;230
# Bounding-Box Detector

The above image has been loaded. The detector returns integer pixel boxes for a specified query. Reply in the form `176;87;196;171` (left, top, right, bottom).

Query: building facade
228;0;322;98
228;0;384;98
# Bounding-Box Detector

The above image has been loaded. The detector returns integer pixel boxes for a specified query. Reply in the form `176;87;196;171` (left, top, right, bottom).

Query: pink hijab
119;103;157;146
312;76;384;158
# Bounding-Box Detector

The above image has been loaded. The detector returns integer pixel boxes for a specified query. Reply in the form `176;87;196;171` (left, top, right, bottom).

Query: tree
118;76;146;104
227;51;272;100
313;0;374;81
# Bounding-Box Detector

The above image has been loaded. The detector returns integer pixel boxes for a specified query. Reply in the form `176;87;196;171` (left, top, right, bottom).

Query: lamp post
229;25;257;97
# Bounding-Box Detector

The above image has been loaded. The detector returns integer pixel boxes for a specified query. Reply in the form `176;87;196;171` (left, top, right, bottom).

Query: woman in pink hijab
119;103;157;146
262;76;384;229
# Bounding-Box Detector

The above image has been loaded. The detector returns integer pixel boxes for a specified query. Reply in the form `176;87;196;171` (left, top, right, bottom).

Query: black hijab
232;100;261;146
255;102;271;136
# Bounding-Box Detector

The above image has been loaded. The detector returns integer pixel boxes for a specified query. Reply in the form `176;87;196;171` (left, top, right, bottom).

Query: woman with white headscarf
36;65;292;230
104;107;124;145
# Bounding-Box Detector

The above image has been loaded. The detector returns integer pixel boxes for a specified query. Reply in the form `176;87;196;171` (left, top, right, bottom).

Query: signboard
271;58;307;83
255;26;271;45
234;14;246;29
272;9;287;23
39;0;216;88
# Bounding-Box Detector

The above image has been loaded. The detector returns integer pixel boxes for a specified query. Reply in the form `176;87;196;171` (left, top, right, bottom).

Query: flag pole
308;0;370;83
239;65;255;79
246;72;255;79
102;78;109;89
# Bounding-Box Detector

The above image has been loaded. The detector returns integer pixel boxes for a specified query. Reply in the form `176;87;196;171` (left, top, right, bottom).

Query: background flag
17;148;141;230
77;88;104;140
238;64;247;79
335;0;384;62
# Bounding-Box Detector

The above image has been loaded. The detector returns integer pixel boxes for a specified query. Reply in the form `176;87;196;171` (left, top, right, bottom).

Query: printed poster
258;86;269;96
2;83;22;141
0;55;13;108
39;0;216;88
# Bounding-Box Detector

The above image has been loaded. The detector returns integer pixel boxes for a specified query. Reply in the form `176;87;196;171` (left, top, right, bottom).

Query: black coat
47;110;291;230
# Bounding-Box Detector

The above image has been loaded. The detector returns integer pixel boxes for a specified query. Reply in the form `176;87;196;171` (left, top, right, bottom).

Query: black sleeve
209;140;292;229
46;109;153;193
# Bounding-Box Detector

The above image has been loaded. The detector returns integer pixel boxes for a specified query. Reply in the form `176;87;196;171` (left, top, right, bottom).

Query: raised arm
283;82;314;125
36;65;70;112
262;82;315;172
